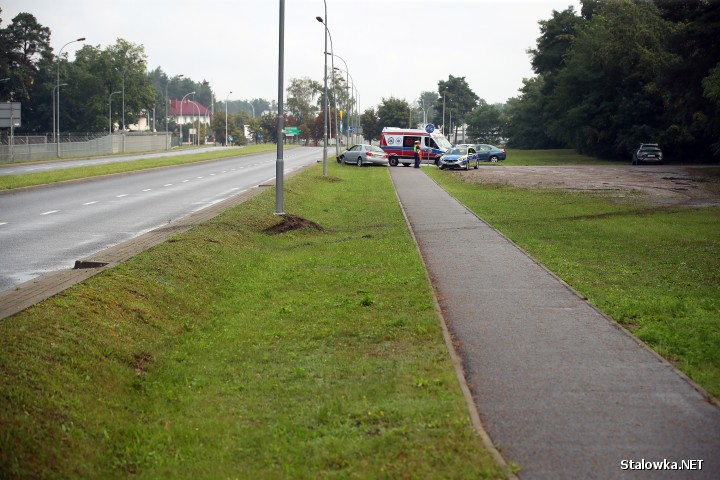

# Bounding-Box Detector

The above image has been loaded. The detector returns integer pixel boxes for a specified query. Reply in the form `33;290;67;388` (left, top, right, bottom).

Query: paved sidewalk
390;167;720;479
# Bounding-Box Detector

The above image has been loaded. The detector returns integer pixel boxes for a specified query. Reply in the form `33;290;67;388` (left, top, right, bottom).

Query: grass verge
0;161;504;479
426;167;720;399
0;144;285;190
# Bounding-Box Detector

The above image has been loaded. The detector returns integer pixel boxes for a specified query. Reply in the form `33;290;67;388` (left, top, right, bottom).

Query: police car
438;145;480;170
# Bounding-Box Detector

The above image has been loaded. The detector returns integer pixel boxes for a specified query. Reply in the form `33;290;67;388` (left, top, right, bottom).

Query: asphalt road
0;145;232;176
0;147;322;293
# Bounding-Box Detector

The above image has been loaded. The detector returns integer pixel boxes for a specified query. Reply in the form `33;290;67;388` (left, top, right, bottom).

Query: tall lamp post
165;73;183;149
316;5;329;176
329;54;351;143
180;91;196;147
108;90;120;134
442;88;448;137
122;58;145;132
225;91;232;146
276;0;286;214
189;99;201;146
56;37;85;157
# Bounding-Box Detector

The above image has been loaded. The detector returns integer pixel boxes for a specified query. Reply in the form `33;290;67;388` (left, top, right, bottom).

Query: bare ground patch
460;165;720;207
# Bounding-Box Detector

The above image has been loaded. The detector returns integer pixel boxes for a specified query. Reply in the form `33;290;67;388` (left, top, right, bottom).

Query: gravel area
459;164;720;207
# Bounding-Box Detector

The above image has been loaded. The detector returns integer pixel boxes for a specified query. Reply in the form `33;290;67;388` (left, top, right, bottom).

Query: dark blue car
473;144;507;162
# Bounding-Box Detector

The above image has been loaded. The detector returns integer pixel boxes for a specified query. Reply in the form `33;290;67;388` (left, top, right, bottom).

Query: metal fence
0;132;180;163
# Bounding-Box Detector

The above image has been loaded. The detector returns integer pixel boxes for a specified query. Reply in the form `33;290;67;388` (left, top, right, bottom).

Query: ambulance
379;126;451;167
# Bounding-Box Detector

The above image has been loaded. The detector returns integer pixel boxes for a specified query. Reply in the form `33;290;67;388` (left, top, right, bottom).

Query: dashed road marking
116;194;128;198
41;210;59;215
83;201;98;205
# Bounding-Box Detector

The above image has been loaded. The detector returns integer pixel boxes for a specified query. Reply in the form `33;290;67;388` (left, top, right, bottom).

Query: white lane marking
0;222;8;226
142;188;152;192
41;210;59;215
210;174;216;176
197;176;203;179
83;201;98;205
164;183;173;187
182;179;189;183
116;194;128;198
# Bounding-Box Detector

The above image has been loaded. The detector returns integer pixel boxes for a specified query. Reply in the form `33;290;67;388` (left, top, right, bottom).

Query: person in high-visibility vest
413;140;421;168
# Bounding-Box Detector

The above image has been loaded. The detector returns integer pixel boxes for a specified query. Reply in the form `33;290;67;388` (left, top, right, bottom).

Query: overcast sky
6;0;581;111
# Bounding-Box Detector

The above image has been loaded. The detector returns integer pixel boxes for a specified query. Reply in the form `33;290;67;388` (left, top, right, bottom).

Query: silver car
338;144;389;167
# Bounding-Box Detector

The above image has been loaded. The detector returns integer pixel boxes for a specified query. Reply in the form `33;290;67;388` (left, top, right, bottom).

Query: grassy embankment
0;161;506;478
0;144;285;190
427;163;720;399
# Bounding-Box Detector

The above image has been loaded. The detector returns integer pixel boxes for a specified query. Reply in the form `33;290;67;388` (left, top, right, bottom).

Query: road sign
349;125;353;133
0;103;21;128
285;127;300;136
425;123;435;134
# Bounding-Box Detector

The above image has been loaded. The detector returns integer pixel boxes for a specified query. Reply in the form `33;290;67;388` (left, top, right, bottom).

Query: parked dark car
632;144;663;165
474;144;507;162
338;144;389;167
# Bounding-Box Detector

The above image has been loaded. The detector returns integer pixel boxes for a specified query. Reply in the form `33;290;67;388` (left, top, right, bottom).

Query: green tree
547;0;673;157
655;0;720;161
436;76;478;139
505;76;563;149
286;77;321;124
466;100;506;144
0;11;54;132
360;107;381;142
377;97;411;130
65;39;155;133
417;91;438;125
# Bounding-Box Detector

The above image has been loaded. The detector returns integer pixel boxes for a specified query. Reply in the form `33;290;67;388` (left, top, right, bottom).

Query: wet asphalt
390;166;720;479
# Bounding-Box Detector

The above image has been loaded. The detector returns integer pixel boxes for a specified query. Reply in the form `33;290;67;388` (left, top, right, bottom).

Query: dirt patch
460;165;720;207
132;352;152;376
264;214;324;234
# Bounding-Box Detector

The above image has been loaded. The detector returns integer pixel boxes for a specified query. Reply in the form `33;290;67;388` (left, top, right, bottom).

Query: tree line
4;1;717;160
505;0;720;162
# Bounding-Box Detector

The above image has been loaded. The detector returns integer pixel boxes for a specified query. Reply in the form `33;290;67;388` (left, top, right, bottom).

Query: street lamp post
277;0;285;214
333;64;358;145
122;59;145;132
225;91;232;146
316;6;329;176
108;90;120;134
189;99;200;146
165;73;183;149
180;91;196;147
56;37;85;157
442;89;448;137
53;83;67;153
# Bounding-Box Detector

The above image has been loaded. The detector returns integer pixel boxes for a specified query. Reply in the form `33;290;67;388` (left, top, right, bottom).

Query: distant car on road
439;146;480;170
632;143;663;165
473;144;507;162
338;144;389;167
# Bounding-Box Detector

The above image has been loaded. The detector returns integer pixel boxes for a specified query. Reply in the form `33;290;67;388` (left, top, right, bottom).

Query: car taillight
366;152;374;157
501;149;506;154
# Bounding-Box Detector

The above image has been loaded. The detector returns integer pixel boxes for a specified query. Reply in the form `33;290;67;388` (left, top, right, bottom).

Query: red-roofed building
169;99;212;125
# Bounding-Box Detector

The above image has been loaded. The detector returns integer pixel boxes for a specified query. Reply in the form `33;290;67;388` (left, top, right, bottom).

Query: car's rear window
369;145;385;153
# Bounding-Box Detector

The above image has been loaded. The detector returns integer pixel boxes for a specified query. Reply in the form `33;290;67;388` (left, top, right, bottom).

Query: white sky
6;0;581;110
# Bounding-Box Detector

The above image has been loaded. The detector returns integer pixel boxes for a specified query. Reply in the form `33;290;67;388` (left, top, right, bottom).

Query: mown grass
427;167;720;398
0;161;504;479
0;144;285;190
